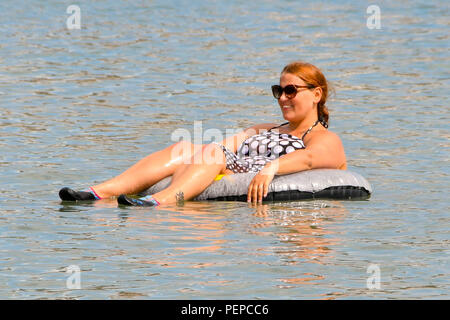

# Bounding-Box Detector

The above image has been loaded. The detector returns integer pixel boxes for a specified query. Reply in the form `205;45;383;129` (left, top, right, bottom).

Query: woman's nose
278;92;288;102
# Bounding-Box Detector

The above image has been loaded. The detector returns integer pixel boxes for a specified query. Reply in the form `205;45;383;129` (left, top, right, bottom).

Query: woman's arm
247;130;346;203
268;130;346;175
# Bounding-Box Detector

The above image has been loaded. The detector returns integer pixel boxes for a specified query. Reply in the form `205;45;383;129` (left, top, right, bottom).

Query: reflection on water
52;200;354;299
249;202;346;266
1;0;449;299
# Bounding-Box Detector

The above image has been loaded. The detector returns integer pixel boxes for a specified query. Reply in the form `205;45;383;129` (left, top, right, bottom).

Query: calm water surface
0;0;449;299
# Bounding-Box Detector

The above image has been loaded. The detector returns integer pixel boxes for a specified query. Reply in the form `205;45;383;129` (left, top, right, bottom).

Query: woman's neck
287;116;321;135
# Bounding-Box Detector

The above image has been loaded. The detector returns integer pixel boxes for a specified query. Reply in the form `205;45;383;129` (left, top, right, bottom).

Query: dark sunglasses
271;84;314;99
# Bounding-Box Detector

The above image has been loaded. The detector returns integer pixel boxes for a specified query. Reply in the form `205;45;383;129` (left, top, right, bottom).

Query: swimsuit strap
268;122;289;132
301;120;320;141
269;120;321;141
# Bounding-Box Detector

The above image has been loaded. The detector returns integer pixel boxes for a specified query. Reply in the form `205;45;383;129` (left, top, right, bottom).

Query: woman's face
278;72;321;123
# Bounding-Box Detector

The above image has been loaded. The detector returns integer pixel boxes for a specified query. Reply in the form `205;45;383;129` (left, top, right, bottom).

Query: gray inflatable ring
141;169;372;202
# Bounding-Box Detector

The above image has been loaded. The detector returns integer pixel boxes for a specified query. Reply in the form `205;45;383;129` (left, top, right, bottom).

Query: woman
59;61;346;206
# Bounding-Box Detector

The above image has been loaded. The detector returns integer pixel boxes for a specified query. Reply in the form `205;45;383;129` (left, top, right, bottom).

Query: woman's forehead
280;72;306;85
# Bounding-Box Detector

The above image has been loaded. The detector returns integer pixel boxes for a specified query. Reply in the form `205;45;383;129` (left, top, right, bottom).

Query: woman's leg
92;141;202;198
149;143;228;204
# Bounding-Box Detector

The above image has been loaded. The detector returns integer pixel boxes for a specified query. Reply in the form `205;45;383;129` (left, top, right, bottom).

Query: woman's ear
313;86;323;104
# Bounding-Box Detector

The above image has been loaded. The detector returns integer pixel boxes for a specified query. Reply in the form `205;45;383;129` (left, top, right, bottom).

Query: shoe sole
117;194;155;207
117;194;136;206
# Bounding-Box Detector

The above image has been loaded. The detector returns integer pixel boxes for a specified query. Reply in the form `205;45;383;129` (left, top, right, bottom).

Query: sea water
0;0;448;299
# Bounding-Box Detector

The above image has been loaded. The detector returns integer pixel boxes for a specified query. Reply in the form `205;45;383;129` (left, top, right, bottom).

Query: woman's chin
281;110;296;121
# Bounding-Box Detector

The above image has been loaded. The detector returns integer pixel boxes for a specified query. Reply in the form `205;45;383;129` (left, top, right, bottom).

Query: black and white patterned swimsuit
214;120;321;173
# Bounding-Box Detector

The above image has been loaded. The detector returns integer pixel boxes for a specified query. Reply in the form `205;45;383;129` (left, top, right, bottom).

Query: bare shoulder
305;129;344;146
305;129;347;169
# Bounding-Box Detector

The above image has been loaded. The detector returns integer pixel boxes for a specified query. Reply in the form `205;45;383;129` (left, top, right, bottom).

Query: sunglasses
271;84;314;99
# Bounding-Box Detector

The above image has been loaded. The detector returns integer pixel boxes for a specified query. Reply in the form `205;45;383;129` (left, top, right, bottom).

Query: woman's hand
247;161;278;203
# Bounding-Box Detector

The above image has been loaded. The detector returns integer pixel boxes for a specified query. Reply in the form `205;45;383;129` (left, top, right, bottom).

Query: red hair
282;62;331;127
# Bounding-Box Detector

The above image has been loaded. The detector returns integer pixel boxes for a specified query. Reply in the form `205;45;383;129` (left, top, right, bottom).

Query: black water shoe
59;187;99;201
117;194;160;207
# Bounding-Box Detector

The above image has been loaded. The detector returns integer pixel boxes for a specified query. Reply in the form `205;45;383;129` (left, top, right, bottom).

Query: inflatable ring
141;169;372;202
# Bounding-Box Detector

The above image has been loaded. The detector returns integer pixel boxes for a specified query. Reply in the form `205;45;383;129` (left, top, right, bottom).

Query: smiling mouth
281;105;293;109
